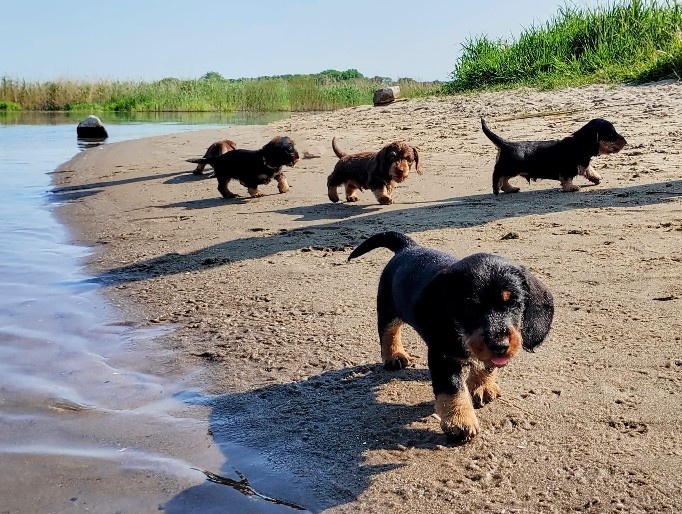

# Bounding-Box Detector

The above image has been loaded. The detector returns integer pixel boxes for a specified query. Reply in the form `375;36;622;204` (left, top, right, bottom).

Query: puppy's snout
488;337;509;355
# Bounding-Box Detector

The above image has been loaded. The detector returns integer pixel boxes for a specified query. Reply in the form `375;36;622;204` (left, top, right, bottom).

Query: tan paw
346;196;359;202
378;196;393;205
383;352;411;370
278;184;289;193
441;409;480;443
470;381;501;408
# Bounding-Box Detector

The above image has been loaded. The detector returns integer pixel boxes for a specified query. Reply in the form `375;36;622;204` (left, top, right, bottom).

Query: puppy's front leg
467;366;501;408
372;185;394;205
429;351;479;442
247;187;265;198
560;178;580;192
579;165;602;184
275;173;289;193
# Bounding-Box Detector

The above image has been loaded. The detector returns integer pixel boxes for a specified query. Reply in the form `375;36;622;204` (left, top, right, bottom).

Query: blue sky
1;0;607;82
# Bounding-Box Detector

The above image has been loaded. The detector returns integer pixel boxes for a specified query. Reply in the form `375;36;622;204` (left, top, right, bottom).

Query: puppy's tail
331;137;346;159
348;231;417;261
480;117;506;148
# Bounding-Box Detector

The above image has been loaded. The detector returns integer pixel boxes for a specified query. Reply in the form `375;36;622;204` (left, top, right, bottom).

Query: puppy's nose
488;337;509;355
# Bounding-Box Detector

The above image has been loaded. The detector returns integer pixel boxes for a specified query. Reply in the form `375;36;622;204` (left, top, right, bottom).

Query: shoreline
54;83;682;512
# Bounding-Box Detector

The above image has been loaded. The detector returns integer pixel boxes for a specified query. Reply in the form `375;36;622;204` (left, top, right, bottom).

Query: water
0;112;315;513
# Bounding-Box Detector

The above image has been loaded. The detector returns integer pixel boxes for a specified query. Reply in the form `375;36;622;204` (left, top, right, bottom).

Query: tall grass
446;0;682;92
0;72;442;112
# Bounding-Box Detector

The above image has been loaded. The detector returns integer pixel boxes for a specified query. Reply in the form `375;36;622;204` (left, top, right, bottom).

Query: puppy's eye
388;151;397;159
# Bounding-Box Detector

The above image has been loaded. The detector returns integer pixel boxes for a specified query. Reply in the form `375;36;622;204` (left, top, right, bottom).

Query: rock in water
77;115;108;139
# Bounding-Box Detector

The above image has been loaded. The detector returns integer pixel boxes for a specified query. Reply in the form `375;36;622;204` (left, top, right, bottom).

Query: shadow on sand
100;179;682;285
163;364;437;513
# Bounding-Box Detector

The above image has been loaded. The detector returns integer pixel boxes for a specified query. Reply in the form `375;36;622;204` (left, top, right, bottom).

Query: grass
0;72;443;113
445;0;682;92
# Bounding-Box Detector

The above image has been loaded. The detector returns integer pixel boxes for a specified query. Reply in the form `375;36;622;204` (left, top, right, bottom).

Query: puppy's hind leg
500;176;520;194
217;178;238;199
377;280;411;370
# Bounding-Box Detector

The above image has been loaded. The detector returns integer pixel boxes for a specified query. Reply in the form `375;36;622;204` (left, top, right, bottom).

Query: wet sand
54;82;682;512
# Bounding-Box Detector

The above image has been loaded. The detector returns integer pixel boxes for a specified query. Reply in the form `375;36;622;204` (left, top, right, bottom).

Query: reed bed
0;73;442;113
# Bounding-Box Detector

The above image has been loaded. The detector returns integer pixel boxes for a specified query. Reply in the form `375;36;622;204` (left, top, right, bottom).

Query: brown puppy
192;139;237;175
327;138;422;205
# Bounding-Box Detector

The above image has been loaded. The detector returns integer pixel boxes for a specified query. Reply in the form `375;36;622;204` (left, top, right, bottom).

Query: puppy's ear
413;146;423;175
520;269;554;351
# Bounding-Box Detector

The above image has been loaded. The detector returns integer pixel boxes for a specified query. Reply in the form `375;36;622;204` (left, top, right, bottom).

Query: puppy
481;117;627;195
348;231;554;443
187;136;299;199
327;138;422;205
192;139;237;175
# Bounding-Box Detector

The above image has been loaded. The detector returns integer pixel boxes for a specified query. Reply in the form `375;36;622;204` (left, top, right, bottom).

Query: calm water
0;112;315;513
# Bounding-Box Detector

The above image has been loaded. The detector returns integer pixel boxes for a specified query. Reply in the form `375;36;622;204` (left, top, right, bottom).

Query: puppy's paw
560;181;580;192
378;196;393;205
278;184;290;193
383;352;411;370
346;196;359;202
588;174;602;185
192;170;204;176
249;191;265;198
502;186;521;194
220;192;239;199
470;381;501;408
436;393;480;443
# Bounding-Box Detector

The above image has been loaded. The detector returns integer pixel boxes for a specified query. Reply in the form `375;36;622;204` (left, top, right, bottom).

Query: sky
1;0;608;83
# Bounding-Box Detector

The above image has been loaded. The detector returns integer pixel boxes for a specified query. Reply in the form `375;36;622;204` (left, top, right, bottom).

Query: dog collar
262;157;280;170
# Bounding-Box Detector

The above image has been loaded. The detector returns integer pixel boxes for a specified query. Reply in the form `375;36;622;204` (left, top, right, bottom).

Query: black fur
481;117;627;195
187;136;299;199
349;231;554;442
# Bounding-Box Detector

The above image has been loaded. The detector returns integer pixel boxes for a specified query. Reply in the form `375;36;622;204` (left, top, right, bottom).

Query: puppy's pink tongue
491;356;510;367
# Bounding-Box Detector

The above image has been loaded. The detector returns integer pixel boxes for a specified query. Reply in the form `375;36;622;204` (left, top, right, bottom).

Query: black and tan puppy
348;231;554;443
481;117;627;195
327;138;422;205
192;139;237;175
187;136;299;199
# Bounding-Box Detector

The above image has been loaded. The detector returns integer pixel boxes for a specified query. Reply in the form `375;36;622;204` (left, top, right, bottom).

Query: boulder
77;115;108;139
373;86;400;106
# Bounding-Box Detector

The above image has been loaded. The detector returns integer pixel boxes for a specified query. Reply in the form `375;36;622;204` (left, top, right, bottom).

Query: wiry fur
192;139;237;175
327;138;423;205
187;136;299;199
481;117;627;195
349;231;554;443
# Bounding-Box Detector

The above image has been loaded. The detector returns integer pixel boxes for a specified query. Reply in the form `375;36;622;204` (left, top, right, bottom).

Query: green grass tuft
446;0;682;92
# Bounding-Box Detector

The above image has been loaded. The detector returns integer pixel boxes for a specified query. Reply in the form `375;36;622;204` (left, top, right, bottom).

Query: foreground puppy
327;138;422;205
187;136;299;198
348;231;554;443
481;117;627;195
192;139;237;175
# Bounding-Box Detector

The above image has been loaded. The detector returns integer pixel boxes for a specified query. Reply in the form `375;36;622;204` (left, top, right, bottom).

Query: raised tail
348;231;417;261
480;117;507;148
331;137;346;159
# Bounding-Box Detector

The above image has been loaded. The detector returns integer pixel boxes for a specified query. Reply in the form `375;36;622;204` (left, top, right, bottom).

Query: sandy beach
54;82;682;512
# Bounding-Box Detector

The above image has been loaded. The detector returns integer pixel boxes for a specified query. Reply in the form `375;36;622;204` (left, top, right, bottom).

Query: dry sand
54;82;682;513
